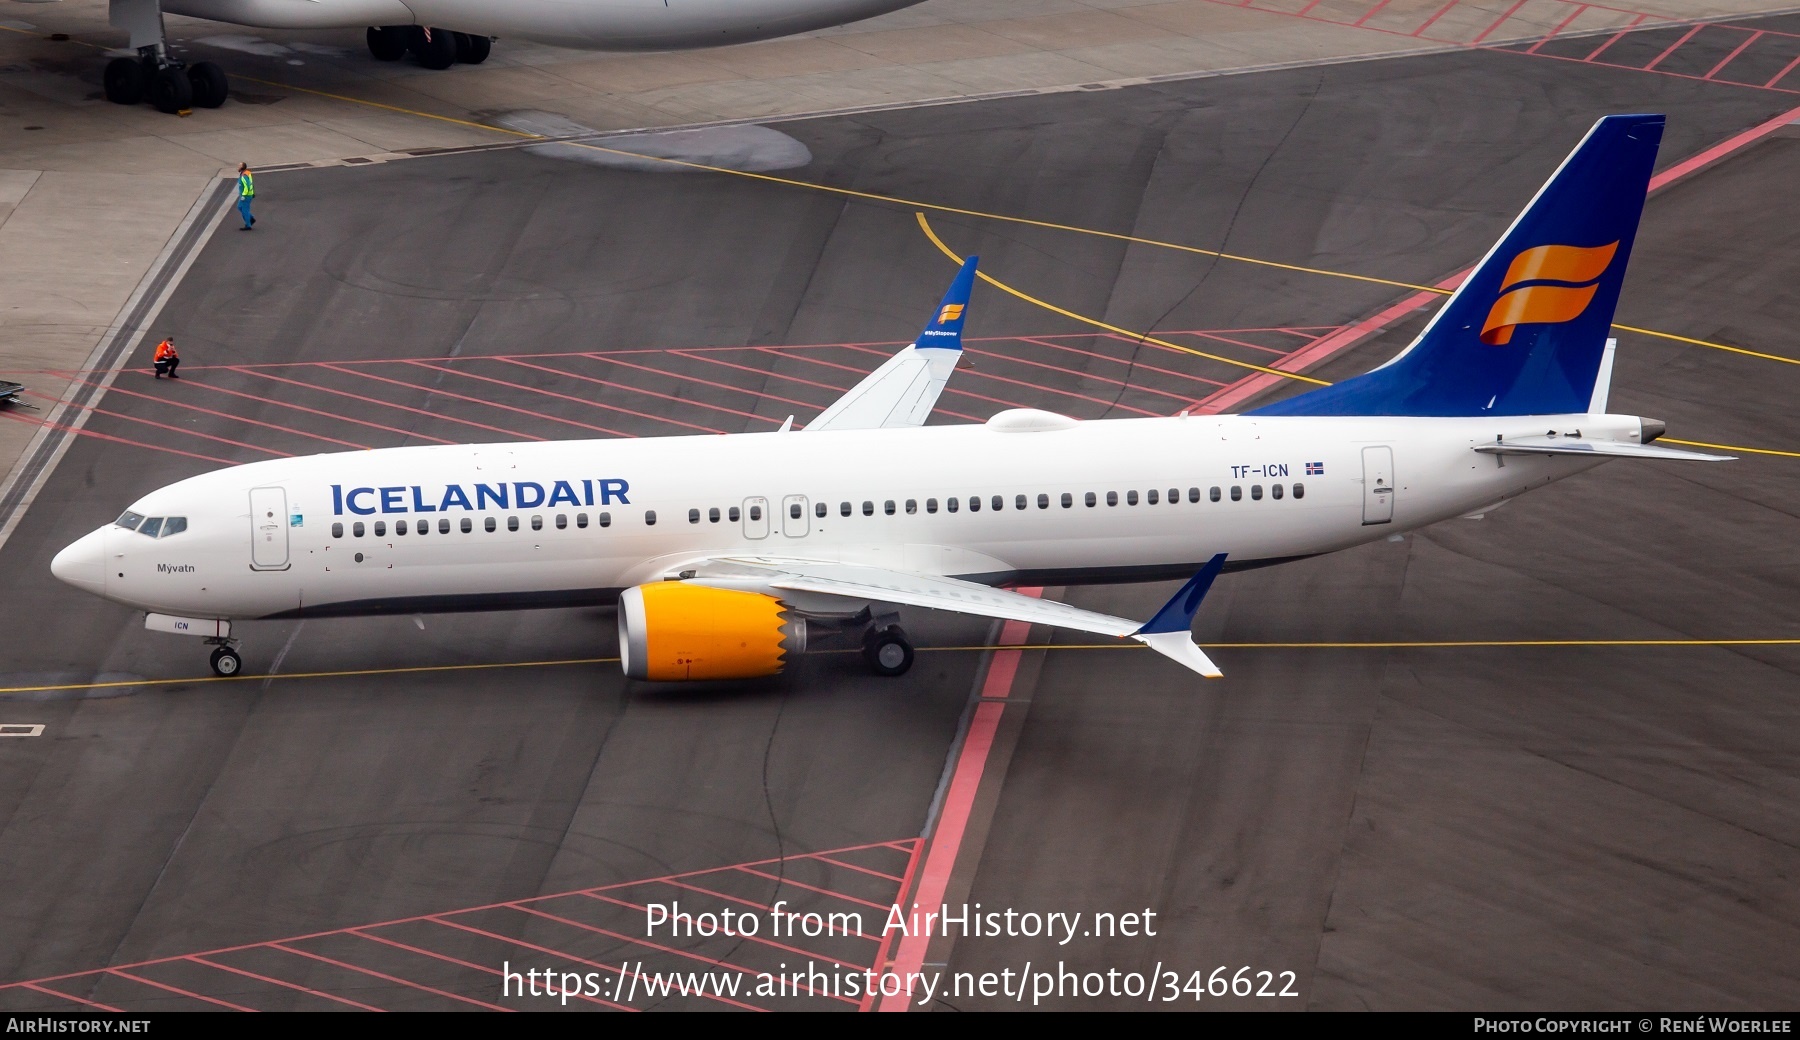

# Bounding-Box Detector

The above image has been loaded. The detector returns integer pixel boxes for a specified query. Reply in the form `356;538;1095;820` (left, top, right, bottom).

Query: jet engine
618;582;807;681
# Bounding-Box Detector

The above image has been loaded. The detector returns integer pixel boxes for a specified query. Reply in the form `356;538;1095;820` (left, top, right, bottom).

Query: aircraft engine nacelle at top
617;583;807;682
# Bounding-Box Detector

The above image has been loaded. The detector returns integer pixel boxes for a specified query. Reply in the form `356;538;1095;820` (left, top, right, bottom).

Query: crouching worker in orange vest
153;337;180;379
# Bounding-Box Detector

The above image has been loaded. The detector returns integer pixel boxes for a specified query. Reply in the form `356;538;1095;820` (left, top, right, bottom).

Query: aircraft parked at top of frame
63;0;931;112
51;114;1729;682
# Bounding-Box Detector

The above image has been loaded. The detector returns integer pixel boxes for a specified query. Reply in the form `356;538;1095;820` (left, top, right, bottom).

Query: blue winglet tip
916;255;978;351
1136;553;1228;635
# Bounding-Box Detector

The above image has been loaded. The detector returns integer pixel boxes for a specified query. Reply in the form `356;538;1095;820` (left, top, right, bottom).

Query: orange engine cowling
618;582;806;681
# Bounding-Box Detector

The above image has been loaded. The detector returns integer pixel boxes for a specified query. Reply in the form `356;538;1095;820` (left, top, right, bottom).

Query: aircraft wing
683;552;1229;678
805;257;977;433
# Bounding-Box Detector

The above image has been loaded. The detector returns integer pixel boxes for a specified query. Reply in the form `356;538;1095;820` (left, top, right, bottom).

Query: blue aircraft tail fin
915;256;978;351
1250;114;1663;418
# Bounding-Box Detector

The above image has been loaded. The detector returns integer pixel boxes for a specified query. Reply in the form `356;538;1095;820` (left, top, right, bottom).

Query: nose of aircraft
51;527;107;595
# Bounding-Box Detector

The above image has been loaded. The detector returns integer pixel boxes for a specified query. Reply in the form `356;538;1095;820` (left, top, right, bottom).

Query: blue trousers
237;196;254;227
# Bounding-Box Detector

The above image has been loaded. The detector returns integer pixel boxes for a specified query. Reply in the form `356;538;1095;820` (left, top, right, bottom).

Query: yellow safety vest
238;172;255;198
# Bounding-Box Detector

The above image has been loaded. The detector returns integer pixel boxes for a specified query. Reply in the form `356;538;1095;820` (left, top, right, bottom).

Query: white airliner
81;0;928;111
51;114;1726;681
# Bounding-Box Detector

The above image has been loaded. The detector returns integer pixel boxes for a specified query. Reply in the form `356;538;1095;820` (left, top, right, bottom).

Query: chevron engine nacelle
617;583;806;681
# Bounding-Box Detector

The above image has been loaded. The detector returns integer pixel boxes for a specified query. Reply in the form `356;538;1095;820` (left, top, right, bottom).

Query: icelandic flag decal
1305;461;1324;475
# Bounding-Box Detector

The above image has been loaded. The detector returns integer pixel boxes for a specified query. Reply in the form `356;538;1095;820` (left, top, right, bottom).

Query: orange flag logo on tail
936;303;964;325
1480;241;1618;345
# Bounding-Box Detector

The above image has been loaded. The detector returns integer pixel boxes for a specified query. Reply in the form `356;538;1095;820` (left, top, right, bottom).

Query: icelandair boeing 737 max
51;114;1728;681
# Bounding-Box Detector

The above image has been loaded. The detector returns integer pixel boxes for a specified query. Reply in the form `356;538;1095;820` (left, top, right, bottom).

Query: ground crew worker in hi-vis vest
237;163;256;230
153;337;180;379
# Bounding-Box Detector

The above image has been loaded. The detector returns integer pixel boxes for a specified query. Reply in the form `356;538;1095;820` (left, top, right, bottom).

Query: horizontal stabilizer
1472;438;1732;461
805;257;977;433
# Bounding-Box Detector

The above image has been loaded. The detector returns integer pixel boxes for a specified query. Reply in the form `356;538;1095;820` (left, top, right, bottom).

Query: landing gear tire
862;625;914;677
209;646;243;677
410;27;458;70
186;61;228;109
148;65;192;114
453;32;491;64
367;25;409;61
103;57;146;105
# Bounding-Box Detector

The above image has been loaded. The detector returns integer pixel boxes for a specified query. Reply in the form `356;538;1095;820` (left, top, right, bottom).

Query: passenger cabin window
906;499;918;514
577;513;589;528
486;517;498;532
690;508;702;524
1293;483;1305;499
438;518;450;533
1017;495;1028;510
1062;493;1072;508
790;503;803;519
1084;492;1096;507
748;505;761;521
1146;489;1158;505
1209;487;1221;503
1038;494;1049;509
353;522;365;537
727;507;738;522
1169;488;1179;504
1106;492;1118;507
947;498;959;513
332;522;344;538
531;515;543;531
1272;484;1284;500
373;521;386;536
556;514;567;529
1190;487;1202;503
863;501;874;516
1230;486;1242;502
1250;485;1263;501
396;520;408;535
507;516;519;532
1127;490;1139;506
968;497;980;513
927;498;939;514
599;512;613;527
885;500;896;515
460;518;472;533
645;510;657;526
993;495;1005;511
814;502;826;518
840;502;852;517
712;507;724;523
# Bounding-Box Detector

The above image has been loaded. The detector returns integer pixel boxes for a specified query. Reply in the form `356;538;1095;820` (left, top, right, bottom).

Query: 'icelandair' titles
331;479;630;516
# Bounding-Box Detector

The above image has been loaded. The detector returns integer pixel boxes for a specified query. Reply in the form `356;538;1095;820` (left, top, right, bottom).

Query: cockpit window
160;517;187;537
116;514;186;538
137;517;163;538
115;511;144;531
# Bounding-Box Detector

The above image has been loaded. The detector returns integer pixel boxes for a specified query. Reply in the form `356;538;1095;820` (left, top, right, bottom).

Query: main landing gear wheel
409;27;458;70
187;61;228;109
367;25;409;61
103;57;146;105
453;32;491;65
148;65;193;114
209;646;243;677
863;625;914;677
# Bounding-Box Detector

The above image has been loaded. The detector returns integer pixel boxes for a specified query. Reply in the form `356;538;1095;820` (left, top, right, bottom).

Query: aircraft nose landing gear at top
104;0;229;113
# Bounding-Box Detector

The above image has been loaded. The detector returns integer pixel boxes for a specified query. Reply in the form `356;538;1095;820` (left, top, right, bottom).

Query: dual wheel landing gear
862;622;914;677
367;26;491;70
205;638;243;677
104;52;227;113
